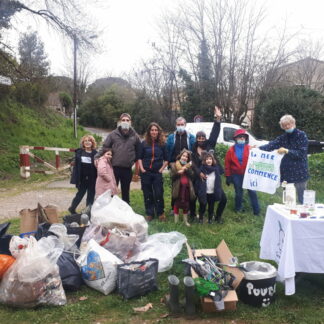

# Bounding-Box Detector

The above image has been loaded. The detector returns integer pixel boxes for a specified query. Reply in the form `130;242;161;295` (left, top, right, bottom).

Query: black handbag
117;258;159;299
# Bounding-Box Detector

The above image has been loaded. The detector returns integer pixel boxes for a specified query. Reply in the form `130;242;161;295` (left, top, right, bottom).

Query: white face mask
236;139;246;145
120;121;130;130
176;126;185;133
285;128;294;134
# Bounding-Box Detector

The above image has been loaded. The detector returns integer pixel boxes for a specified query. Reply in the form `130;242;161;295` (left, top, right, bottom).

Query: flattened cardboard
216;240;244;289
186;240;243;312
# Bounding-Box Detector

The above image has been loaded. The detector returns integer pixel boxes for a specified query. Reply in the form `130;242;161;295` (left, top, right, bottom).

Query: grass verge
1;176;324;324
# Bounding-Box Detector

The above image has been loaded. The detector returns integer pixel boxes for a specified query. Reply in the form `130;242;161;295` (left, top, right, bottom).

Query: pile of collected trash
0;191;187;308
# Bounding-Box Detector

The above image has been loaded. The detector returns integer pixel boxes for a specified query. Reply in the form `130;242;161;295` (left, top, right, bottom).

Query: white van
185;122;268;146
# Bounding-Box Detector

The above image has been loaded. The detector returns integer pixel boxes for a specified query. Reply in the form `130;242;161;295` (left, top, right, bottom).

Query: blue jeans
232;174;260;215
141;171;164;217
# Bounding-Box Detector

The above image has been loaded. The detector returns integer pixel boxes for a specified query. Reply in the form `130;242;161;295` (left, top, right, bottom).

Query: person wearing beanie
99;113;141;204
225;129;260;215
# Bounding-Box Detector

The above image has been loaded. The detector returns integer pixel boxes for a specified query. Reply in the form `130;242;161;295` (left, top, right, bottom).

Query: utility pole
73;34;78;139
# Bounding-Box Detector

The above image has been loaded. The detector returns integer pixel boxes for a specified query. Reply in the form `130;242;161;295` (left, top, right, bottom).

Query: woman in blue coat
138;123;168;221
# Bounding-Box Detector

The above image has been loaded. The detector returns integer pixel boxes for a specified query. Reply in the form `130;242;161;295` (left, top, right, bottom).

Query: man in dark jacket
259;114;309;203
166;117;196;163
101;113;141;204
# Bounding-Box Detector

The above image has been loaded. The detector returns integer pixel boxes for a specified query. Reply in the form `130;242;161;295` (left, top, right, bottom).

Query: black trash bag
34;223;54;240
57;251;83;291
117;258;159;299
66;226;86;248
63;212;90;226
63;214;82;226
0;222;12;256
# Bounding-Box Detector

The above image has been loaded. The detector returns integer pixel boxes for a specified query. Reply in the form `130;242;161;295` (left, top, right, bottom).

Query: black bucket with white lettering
238;261;277;307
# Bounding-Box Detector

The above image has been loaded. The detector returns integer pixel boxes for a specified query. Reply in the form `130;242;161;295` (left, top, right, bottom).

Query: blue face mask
236;139;245;145
285;128;294;134
176;126;185;133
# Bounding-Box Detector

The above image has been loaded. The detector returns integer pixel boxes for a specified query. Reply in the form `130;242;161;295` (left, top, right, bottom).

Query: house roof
279;57;324;69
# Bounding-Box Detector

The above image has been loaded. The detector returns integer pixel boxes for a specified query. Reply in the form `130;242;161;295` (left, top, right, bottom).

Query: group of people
68;109;309;226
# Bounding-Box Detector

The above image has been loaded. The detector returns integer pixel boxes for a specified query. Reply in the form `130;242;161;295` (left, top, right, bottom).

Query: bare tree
1;0;98;48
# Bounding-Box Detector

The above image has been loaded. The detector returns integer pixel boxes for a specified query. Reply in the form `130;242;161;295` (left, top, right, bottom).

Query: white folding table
260;204;324;295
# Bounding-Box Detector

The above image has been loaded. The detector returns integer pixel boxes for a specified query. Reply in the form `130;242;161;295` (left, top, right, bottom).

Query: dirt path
0;127;144;222
0;177;141;221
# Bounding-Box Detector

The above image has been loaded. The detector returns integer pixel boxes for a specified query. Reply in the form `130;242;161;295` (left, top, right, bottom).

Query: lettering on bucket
246;282;276;307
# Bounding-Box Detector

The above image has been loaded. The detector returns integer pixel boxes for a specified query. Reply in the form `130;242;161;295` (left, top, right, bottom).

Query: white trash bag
91;191;148;242
131;231;187;272
76;239;123;295
0;236;66;308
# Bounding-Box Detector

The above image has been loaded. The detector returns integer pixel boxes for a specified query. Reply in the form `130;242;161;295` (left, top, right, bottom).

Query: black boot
215;214;224;224
184;276;196;318
198;213;204;224
68;206;76;214
166;275;181;316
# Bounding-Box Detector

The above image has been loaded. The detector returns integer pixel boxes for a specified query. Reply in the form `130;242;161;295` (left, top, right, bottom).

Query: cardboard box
187;240;244;312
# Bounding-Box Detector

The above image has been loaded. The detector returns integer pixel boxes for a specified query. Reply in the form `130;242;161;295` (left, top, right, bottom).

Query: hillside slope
0;98;89;180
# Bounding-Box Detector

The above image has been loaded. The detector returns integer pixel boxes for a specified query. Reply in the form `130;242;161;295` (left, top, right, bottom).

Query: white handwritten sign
243;148;283;194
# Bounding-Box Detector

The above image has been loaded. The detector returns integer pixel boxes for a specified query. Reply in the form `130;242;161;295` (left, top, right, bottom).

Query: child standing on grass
170;149;196;226
95;148;118;198
197;151;227;224
69;135;98;214
225;129;260;215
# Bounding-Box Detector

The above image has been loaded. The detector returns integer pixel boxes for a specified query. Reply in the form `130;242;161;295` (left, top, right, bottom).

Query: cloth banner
243;148;283;194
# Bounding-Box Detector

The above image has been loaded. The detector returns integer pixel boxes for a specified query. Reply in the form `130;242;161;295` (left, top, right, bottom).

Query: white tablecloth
260;204;324;295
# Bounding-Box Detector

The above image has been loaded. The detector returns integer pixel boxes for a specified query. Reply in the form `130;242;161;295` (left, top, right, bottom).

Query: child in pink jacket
95;148;118;198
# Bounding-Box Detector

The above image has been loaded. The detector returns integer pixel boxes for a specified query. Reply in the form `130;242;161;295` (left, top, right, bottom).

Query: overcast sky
4;0;324;82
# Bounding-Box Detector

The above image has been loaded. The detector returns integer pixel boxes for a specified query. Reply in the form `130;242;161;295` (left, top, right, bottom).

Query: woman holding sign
259;114;309;204
225;129;260;215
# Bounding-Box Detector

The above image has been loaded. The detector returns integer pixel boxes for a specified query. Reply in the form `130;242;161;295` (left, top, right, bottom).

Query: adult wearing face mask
191;106;222;179
100;113;141;204
259;114;309;204
191;106;224;222
225;129;260;215
166;116;195;217
166;116;196;163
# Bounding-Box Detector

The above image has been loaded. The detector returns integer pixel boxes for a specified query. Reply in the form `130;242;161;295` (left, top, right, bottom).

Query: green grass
1;176;324;324
0;98;100;186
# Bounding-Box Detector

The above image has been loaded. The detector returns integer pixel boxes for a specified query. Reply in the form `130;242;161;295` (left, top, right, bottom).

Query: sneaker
215;218;224;224
208;219;212;224
198;218;204;225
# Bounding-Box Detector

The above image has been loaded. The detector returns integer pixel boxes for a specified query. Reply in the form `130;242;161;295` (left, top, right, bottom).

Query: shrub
308;152;324;182
253;86;324;140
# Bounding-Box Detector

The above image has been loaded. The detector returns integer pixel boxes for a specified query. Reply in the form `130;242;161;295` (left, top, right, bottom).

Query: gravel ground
0;127;144;221
0;178;141;221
